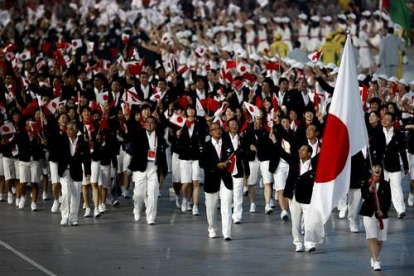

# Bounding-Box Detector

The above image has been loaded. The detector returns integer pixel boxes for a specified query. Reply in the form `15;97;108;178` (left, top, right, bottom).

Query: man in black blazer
58;121;91;226
128;116;167;225
201;123;234;240
382;112;409;218
284;144;317;253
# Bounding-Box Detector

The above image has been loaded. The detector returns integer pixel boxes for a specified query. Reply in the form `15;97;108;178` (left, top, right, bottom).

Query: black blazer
383;128;409;172
58;136;91;182
177;118;206;161
222;132;248;178
284;157;318;204
269;127;297;173
128;129;168;173
244;127;274;162
201;138;233;194
359;178;391;219
17;129;44;162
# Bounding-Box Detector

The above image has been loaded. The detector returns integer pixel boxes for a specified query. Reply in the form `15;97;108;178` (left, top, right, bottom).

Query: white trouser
347;188;361;224
60;170;82;223
205;181;233;238
289;196;316;249
132;162;159;224
338;195;348;212
232;177;244;222
384;170;405;214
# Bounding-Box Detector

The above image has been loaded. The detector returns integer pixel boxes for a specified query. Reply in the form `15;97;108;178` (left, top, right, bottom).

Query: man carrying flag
305;35;369;246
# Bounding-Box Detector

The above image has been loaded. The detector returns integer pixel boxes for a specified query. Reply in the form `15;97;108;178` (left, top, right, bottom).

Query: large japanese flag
305;36;368;244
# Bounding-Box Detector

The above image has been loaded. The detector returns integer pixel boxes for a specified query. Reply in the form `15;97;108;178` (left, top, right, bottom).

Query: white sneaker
42;192;48;200
0;193;4;202
94;208;101;218
60;218;68;226
18;197;26;209
15;198;20;208
408;193;414;207
349;221;359;233
158;190;162;198
243;186;248;196
295;244;304;252
192;205;199;216
58;197;62;204
208;231;217;238
133;208;140;222
51;200;59;213
12;186;16;195
250;203;256;213
265;204;273;214
370;258;374;269
280;210;290;221
187;201;192;211
181;199;188;213
373;261;381;271
84;208;92;218
175;196;180;209
31;202;38;211
339;210;346;218
99;203;106;214
269;199;275;208
7;193;13;204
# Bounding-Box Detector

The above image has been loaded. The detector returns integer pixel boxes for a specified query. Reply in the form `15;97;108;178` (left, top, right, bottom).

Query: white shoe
158;191;162;198
0;193;4;202
51;200;59;213
280;210;290;221
99;204;106;214
306;246;316;252
18;197;26;209
339;210;346;219
12;186;16;195
175;196;180;209
269;199;275;208
181;199;187;213
31;202;38;211
349;221;359;233
133;208;140;222
250;203;256;213
7;193;13;204
15;198;20;208
295;244;304;252
243;186;248;196
94;208;101;218
42;192;48;200
84;208;92;218
192;205;199;216
187;201;192;211
373;261;381;271
408;193;414;207
265;204;273;214
60;218;68;226
58;197;62;204
370;258;374;269
208;231;217;238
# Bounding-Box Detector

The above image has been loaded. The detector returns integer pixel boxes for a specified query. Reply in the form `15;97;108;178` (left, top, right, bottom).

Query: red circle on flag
52;102;57;108
103;95;109;101
163;36;168;41
73;42;77;47
200;48;204;54
240;66;246;72
22;54;27;59
177;117;183;123
315;114;350;183
3;126;9;132
249;106;254;112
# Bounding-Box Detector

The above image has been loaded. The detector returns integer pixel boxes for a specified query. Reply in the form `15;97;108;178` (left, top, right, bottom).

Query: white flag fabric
305;36;368;244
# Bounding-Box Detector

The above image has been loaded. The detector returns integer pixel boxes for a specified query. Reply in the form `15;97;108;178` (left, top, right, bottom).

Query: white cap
381;12;390;21
362;10;371;17
371;74;379;82
246;19;254;25
316;61;324;69
388;76;398;83
209;45;219;54
337;14;347;21
410;80;414;86
298;13;307;20
273;17;282;23
306;61;314;68
379;74;388;80
259;17;268;24
249;53;261;62
282;17;290;23
373;10;381;16
322;16;332;22
292;62;304;70
358;74;366;81
325;63;337;70
221;44;233;53
234;21;243;28
310;15;319;22
360;20;367;28
332;67;339;75
347;13;356;20
236;49;247;59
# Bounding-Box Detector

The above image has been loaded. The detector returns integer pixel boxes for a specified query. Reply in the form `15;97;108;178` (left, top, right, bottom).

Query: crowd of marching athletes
0;0;413;271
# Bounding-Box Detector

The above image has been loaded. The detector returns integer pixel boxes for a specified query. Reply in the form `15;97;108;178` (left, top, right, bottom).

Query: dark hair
294;41;301;49
146;115;157;124
279;77;289;85
384;112;395;121
388;27;394;34
301;144;313;155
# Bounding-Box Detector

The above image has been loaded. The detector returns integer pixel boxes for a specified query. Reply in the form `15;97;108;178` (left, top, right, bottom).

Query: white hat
221;44;233;53
362;10;371;17
316;61;324;69
322;16;332;22
410;80;414;86
371;74;379;82
332;67;340;75
388;76;398;83
282;17;290;23
234;21;243;28
249;53;261;62
310;15;320;22
358;74;366;81
209;45;219;54
259;17;268;24
306;61;314;68
381;12;390;21
273;17;282;23
246;19;254;25
379;74;388;80
347;13;356;20
398;78;409;86
337;14;347;20
236;49;247;59
292;62;304;70
298;13;307;20
373;10;381;16
325;63;337;70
